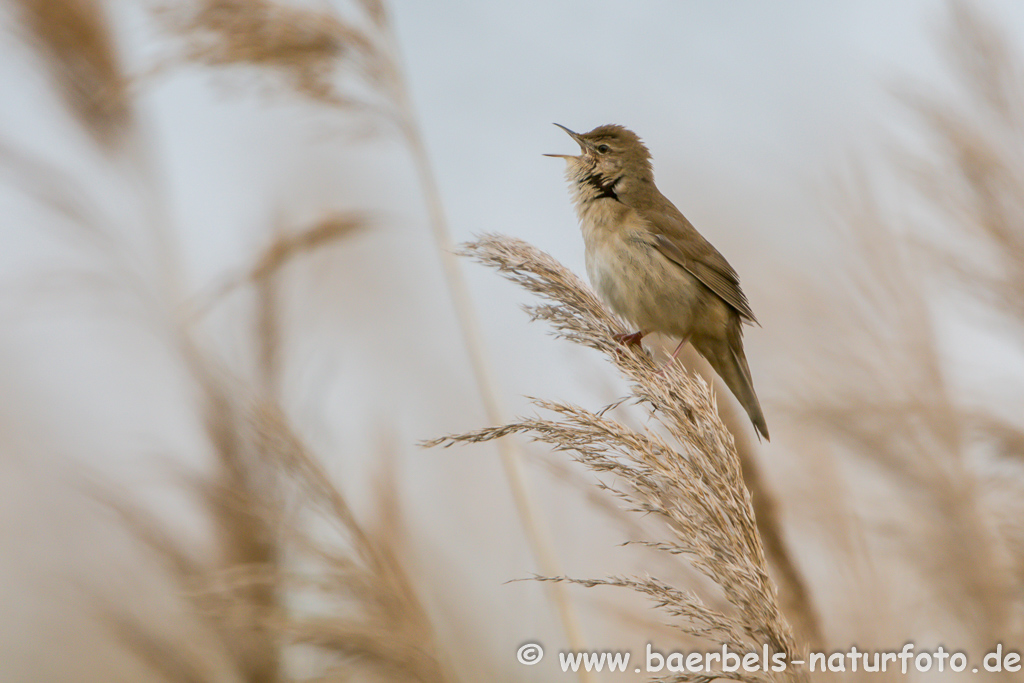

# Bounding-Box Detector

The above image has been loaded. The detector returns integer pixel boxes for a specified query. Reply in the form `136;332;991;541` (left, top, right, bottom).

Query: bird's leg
657;336;691;376
613;330;646;348
669;337;689;362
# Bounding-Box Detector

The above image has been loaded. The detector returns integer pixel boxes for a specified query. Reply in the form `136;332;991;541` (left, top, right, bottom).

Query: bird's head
545;123;653;201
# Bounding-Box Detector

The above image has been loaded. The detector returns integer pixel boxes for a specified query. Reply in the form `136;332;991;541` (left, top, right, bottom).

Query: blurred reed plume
104;363;456;682
13;0;130;148
4;0;458;680
778;0;1024;657
904;0;1024;629
156;0;394;111
428;235;806;682
907;1;1024;328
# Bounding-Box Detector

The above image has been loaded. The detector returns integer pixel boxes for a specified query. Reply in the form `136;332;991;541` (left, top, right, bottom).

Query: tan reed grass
10;3;458;674
12;0;1024;679
716;393;822;652
427;235;807;683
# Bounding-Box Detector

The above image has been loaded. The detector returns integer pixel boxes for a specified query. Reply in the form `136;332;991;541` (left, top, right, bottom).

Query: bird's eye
597;144;611;154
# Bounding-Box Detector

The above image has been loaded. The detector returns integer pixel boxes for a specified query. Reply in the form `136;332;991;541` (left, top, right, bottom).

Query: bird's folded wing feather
644;211;759;325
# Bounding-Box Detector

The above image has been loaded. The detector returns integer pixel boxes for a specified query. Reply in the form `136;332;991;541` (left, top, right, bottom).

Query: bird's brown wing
645;209;759;325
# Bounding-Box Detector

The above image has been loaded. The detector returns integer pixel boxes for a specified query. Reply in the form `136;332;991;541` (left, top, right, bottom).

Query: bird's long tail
696;329;769;442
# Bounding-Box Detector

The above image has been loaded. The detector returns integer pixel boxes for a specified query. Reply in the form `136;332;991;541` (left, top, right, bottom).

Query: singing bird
546;123;769;441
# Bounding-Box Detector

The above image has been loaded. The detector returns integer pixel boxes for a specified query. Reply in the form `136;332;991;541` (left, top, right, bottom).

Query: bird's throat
582;172;620;201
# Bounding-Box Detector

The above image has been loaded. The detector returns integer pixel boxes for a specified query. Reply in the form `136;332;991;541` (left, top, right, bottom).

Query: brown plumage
546;123;769;440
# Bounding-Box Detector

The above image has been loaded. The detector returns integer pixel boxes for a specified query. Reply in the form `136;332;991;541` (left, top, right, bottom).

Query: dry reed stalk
385;78;594;680
367;5;591;666
427;235;806;683
14;0;131;148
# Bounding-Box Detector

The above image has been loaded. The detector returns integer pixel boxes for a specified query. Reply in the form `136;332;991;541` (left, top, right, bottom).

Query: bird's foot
613;330;646;348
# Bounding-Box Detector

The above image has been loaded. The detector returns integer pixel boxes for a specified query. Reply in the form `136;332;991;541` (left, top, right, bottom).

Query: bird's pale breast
580;203;715;338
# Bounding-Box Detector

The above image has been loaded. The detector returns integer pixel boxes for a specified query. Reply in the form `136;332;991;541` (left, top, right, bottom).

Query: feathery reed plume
717;396;823;652
14;0;131;148
670;342;821;650
427;235;805;681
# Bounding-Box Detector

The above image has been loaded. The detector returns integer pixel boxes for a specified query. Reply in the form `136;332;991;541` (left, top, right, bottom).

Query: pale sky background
389;0;1024;398
3;1;1024;680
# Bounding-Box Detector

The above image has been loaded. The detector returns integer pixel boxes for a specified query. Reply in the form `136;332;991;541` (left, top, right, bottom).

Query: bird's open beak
544;123;591;158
